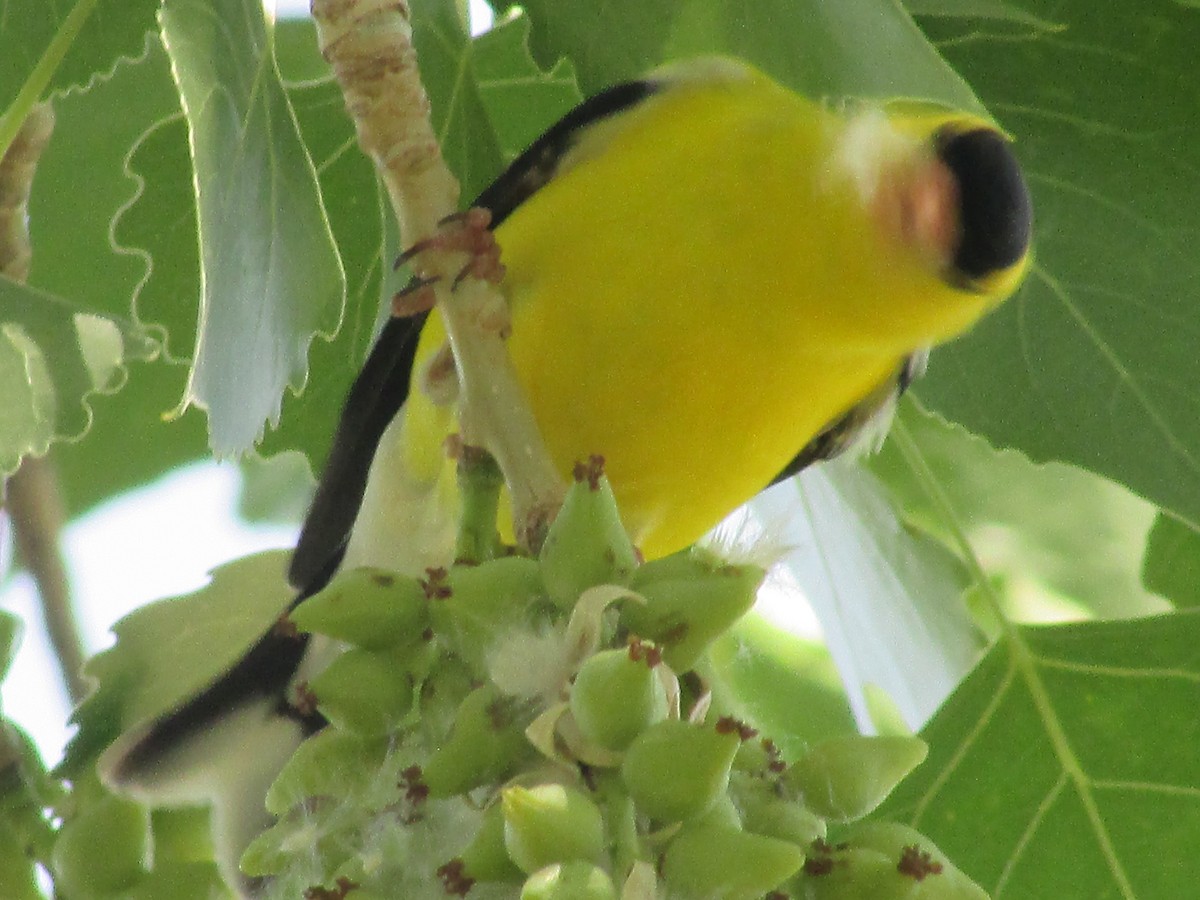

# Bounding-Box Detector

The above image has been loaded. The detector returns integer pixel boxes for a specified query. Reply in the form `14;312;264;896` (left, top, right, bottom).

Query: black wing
770;353;926;485
288;314;428;592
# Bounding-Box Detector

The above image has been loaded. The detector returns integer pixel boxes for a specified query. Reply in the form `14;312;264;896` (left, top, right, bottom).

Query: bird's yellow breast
481;71;1001;556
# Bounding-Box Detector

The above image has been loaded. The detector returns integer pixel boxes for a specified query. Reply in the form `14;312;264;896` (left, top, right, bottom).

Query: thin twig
310;0;565;551
0;103;88;703
7;457;88;704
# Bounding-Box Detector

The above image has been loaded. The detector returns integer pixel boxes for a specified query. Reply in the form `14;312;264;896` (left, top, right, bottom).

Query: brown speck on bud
897;844;944;881
435;859;475;896
715;716;758;741
572;454;606;490
303;875;359;899
421;566;452;600
628;637;662;668
399;764;430;811
803;856;834;877
762;737;786;774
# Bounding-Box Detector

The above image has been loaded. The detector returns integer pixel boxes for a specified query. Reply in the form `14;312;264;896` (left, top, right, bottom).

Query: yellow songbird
103;56;1032;894
295;56;1031;581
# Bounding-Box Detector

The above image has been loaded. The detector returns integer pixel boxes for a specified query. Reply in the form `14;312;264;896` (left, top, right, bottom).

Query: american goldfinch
101;56;1032;894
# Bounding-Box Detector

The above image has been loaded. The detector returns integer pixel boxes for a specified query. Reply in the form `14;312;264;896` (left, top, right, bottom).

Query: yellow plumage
397;58;1031;559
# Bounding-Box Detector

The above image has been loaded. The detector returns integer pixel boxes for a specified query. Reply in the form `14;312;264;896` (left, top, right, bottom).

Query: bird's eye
936;126;1033;282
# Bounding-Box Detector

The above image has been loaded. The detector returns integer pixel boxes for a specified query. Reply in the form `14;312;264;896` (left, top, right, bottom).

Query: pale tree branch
310;0;565;550
0;103;88;704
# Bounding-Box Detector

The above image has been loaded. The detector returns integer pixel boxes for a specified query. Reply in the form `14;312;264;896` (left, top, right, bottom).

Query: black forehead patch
937;127;1033;280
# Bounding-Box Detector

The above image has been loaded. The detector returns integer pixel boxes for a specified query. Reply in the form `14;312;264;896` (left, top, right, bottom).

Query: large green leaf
0;280;155;475
912;1;1200;531
504;0;981;107
60;550;293;777
880;610;1200;897
869;402;1166;621
160;0;345;455
27;38;212;509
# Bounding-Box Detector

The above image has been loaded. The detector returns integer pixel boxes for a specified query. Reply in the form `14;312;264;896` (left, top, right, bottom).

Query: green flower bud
799;844;895;899
307;646;417;736
732;774;826;847
455;800;526;883
521;861;617;900
290;568;429;651
569;643;669;752
264;729;389;816
800;823;988;900
502;784;605;873
620;720;740;822
786;736;927;822
661;822;805;900
429;557;545;668
52;792;150;897
623;554;764;671
539;459;638;608
423;684;532;798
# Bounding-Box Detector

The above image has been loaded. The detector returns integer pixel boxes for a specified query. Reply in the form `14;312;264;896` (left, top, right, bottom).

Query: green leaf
470;15;582;164
707;613;858;761
60;550;294;777
160;0;345;454
869;401;1166;621
912;1;1200;531
902;0;1061;28
0;0;159;159
0;279;156;475
511;0;982;109
880;610;1200;897
1142;513;1200;608
25;39;213;511
754;458;982;729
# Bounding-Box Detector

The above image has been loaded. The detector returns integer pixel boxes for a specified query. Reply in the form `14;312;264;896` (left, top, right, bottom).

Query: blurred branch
310;0;565;551
0;103;88;704
7;457;87;704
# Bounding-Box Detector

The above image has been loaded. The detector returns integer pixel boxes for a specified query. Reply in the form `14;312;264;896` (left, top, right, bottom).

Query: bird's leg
391;208;506;318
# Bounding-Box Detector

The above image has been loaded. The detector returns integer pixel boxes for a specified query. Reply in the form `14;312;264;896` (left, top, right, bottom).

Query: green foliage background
2;0;1199;898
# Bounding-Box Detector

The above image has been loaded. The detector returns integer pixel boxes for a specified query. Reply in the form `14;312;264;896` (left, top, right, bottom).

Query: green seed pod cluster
209;462;989;900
